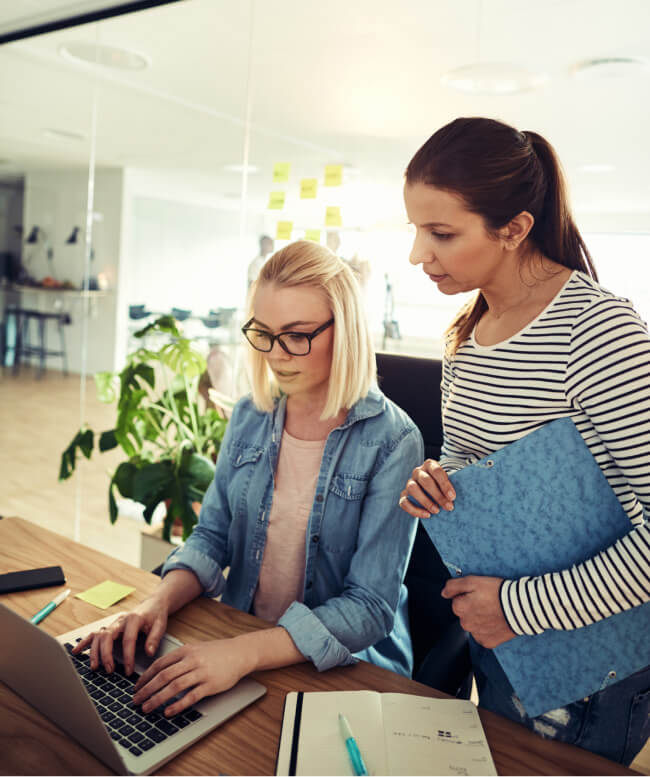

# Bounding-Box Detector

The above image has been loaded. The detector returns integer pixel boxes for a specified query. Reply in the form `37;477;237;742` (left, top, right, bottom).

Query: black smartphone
0;566;66;594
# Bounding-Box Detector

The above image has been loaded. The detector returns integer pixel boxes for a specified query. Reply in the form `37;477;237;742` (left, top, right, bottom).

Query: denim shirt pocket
226;440;265;468
321;472;368;553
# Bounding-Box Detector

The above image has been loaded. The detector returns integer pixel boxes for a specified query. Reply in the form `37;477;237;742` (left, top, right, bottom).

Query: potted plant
59;316;229;541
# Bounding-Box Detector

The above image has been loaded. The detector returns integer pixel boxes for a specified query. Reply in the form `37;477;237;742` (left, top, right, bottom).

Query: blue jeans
471;640;650;766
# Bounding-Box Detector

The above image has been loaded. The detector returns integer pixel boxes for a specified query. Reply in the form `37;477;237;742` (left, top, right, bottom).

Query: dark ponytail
405;118;597;353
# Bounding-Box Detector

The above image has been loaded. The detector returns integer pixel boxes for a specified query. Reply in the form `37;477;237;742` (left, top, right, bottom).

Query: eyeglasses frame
241;317;334;355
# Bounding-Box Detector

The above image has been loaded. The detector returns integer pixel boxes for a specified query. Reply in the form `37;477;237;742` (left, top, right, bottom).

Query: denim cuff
278;601;358;672
161;546;226;598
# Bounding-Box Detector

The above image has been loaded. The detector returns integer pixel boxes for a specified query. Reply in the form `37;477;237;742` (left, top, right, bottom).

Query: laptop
0;603;267;775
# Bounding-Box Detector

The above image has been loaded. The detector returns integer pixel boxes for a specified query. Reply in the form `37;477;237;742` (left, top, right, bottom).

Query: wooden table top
0;516;637;776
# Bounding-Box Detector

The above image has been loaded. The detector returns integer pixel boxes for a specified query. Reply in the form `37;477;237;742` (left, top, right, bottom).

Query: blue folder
421;417;650;717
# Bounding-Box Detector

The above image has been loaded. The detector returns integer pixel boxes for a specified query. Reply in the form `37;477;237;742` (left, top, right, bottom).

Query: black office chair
376;351;473;698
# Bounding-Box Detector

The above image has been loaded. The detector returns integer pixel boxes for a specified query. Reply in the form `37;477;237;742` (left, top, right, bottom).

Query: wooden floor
1;365;648;775
0;366;143;567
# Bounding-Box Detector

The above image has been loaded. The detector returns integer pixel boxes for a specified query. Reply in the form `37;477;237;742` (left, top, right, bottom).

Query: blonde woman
75;240;423;718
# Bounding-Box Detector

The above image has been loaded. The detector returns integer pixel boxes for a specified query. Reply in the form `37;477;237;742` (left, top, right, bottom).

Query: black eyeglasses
241;317;334;356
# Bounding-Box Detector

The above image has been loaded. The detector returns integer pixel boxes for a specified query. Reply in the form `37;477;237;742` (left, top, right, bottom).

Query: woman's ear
498;211;535;250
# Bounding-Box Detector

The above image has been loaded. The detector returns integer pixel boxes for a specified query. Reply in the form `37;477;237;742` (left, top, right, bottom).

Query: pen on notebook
30;588;71;625
338;713;369;776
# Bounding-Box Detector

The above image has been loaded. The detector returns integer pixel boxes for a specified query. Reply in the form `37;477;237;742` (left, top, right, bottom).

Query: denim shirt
161;387;422;677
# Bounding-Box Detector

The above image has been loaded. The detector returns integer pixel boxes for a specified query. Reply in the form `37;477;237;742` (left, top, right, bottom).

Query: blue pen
338;713;369;776
30;588;71;625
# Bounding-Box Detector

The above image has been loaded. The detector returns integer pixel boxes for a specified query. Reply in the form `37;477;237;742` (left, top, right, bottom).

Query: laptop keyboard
64;639;203;758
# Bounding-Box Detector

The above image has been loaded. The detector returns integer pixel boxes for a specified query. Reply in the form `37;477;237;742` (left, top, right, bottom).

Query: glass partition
2;0;649;568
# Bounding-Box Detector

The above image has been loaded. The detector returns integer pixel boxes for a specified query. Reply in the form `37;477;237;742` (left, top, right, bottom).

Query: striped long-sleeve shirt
440;270;650;636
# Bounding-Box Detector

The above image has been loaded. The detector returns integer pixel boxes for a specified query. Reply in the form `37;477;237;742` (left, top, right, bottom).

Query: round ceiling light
59;42;150;71
571;57;649;80
441;62;549;95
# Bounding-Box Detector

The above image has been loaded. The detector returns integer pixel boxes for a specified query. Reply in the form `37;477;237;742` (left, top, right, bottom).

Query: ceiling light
59;42;150;71
223;163;259;174
571;57;649;80
579;163;615;174
42;128;85;142
441;62;549;95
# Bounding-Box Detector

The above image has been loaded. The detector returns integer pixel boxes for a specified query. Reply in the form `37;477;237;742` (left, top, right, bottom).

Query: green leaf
108;481;118;524
159;341;205;379
132;461;175;504
183;453;215;490
58;428;95;480
78;428;94;458
95;371;118;403
112;461;138;498
134;315;181;339
99;429;118;452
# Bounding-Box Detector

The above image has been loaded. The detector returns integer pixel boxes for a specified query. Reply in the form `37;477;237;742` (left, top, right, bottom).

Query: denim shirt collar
270;386;386;442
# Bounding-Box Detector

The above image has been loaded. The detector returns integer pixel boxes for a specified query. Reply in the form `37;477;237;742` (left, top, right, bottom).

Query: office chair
376;351;473;698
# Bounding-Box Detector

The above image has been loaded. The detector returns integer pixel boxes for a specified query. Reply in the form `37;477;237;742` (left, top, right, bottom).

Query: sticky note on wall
325;206;342;227
300;178;318;199
324;164;343;186
276;221;293;240
273;162;291;183
268;191;285;210
305;229;321;243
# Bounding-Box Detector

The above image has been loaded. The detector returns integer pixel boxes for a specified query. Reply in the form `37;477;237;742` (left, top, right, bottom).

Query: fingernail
147;644;155;655
447;490;455;499
446;503;454;511
431;506;439;514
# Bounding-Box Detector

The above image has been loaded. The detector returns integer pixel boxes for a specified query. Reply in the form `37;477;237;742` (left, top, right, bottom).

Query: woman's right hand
399;459;456;518
71;592;169;676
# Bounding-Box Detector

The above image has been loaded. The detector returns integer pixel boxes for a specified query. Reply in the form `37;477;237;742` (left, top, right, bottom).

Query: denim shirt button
315;494;324;503
312;535;320;543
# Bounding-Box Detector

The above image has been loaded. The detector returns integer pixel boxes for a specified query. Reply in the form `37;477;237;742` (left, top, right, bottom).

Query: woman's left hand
441;575;516;649
132;638;250;716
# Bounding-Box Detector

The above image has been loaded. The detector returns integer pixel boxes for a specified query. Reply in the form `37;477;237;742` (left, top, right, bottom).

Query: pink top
253;429;326;623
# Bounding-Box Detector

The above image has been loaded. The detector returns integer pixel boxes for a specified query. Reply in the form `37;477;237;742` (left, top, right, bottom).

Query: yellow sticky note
325;206;342;227
324;164;343;186
268;191;285;210
76;580;136;610
273;162;291;183
304;229;321;243
276;220;293;240
300;178;318;199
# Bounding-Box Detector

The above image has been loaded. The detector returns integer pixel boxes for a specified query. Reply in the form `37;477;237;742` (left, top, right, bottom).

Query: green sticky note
268;191;285;210
273;162;291;183
300;178;318;199
304;228;321;243
276;221;293;240
76;580;136;610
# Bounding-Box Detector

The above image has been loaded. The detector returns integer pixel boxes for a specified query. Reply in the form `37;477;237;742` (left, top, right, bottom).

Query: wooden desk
0;517;636;776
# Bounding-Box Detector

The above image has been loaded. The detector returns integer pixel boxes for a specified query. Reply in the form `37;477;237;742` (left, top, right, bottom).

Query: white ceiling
0;0;649;226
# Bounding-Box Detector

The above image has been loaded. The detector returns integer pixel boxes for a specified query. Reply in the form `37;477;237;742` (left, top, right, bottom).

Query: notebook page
381;695;497;776
294;690;386;775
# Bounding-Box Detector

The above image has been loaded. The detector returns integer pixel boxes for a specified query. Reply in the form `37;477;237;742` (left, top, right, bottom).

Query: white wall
115;167;263;368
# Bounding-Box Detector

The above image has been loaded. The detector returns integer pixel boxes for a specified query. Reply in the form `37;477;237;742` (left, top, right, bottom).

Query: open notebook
276;690;496;776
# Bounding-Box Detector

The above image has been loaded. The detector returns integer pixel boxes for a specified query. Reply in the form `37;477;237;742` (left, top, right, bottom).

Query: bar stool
6;306;71;378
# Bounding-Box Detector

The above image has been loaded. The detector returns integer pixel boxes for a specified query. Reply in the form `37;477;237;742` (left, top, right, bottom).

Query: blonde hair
246;240;375;418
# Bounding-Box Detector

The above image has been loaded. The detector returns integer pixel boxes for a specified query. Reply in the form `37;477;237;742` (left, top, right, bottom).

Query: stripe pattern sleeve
501;297;650;635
